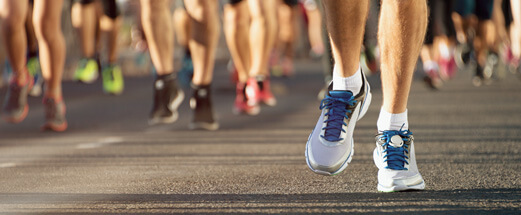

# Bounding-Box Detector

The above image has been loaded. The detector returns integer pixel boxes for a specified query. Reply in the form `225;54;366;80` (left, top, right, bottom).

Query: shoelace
319;93;356;142
380;129;413;170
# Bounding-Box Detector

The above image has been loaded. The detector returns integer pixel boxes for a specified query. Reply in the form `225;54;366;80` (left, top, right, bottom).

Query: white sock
377;108;409;133
332;65;362;95
423;60;438;72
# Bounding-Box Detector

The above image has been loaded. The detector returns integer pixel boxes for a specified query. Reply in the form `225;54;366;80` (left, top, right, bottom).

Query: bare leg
277;2;298;75
0;0;29;84
184;0;220;85
322;0;369;77
248;0;278;77
224;1;251;83
379;0;428;113
100;15;121;64
493;0;508;47
305;2;325;56
26;3;38;55
140;0;174;75
173;7;191;50
71;1;97;58
33;0;65;99
477;20;496;66
511;0;521;58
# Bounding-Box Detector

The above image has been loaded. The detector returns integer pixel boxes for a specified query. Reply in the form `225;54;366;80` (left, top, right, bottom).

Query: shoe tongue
329;90;353;99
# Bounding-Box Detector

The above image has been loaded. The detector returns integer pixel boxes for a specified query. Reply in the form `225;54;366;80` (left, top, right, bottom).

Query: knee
383;0;426;11
33;13;59;40
141;0;169;18
186;0;218;23
1;9;25;31
224;5;248;28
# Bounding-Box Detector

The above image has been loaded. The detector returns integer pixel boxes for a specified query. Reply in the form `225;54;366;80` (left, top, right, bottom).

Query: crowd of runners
0;0;520;192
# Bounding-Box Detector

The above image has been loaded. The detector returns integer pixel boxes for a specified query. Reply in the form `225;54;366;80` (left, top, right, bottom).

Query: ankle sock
377;108;409;133
332;65;362;95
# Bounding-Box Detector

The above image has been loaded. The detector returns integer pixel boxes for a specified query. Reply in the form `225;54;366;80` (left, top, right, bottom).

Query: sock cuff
377;108;409;132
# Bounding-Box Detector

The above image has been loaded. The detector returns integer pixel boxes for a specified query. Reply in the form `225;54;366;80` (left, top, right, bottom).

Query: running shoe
423;68;442;90
73;58;99;83
454;43;473;69
189;84;219;131
41;97;67;132
102;64;124;95
26;56;43;97
233;82;260;116
246;77;277;107
2;69;33;123
149;73;184;125
305;73;372;175
438;56;457;80
373;129;425;192
473;64;485;87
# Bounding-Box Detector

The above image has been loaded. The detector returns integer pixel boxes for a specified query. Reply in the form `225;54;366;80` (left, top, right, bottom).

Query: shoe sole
188;122;219;131
377;180;425;192
3;104;29;124
75;71;99;84
148;91;185;125
41;121;68;132
233;105;260;116
305;83;372;176
305;137;354;176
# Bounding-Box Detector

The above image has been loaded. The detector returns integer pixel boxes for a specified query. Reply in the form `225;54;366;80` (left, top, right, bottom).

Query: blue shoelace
380;129;413;170
319;93;356;142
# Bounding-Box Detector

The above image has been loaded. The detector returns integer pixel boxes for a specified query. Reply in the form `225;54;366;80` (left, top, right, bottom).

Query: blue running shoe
373;129;425;192
306;73;372;175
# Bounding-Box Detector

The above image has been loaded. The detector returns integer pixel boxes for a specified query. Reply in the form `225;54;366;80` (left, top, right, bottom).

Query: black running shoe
189;84;219;131
149;73;184;125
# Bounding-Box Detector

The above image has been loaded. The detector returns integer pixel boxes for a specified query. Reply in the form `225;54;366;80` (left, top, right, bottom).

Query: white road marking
0;162;16;168
76;137;124;149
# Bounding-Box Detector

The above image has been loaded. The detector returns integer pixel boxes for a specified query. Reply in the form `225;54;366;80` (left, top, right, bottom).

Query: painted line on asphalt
0;162;16;168
76;137;124;149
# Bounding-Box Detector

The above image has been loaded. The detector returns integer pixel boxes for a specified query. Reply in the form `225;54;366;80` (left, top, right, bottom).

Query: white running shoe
373;129;425;192
305;73;371;175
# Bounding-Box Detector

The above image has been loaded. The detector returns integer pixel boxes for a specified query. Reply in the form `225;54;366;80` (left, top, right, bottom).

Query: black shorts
425;0;455;45
77;0;120;19
229;0;243;5
453;0;493;20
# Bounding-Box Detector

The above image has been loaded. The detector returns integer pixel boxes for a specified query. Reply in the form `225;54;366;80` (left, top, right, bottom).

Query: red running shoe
233;83;260;116
246;77;277;107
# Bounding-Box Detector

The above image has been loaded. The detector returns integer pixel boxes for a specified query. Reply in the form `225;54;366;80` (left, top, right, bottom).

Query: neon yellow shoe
26;56;43;97
74;58;99;83
102;64;124;95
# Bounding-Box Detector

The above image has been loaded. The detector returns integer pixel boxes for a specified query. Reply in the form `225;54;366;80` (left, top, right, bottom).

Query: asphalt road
0;60;520;214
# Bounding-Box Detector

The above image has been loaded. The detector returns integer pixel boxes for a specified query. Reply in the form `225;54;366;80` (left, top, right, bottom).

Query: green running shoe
74;58;99;83
102;64;124;95
27;56;43;97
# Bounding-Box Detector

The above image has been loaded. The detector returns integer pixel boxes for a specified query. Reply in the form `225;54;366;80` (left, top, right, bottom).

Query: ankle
332;65;362;95
377;108;409;132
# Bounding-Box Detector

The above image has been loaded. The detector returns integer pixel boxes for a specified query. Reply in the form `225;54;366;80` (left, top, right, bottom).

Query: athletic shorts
425;0;455;45
453;0;494;20
76;0;120;19
228;0;243;5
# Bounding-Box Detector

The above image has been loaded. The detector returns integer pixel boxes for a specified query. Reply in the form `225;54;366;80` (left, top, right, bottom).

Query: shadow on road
1;188;519;214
